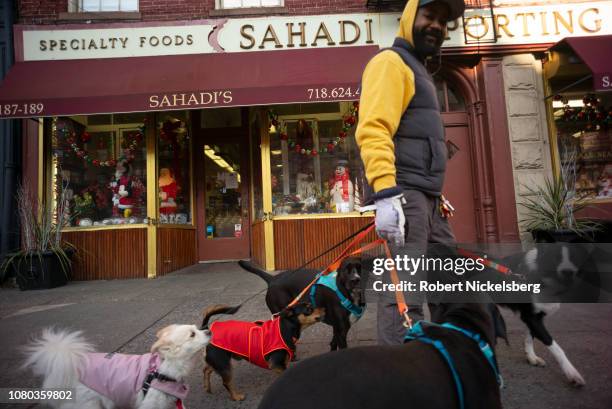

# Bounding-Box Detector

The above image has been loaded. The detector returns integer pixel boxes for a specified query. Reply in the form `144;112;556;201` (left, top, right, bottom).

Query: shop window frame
216;0;284;9
154;111;196;229
72;0;139;12
266;103;371;220
45;113;196;233
547;92;612;205
46;115;150;232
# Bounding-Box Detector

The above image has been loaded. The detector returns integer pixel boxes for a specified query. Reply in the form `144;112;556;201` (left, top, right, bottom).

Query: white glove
375;194;406;247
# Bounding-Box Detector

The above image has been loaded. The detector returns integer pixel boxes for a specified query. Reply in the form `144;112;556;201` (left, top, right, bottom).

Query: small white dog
23;325;210;409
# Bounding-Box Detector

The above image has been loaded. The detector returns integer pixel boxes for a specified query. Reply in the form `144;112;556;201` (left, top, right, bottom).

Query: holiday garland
55;118;146;167
267;101;359;157
554;94;612;130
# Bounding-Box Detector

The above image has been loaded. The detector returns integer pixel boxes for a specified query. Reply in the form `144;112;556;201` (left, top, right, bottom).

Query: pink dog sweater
80;352;189;409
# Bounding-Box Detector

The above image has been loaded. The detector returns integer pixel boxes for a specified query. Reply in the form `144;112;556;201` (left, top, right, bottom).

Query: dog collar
141;354;189;401
404;321;503;409
310;271;365;319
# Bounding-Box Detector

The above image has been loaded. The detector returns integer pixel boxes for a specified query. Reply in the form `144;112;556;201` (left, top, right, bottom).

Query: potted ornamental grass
1;182;75;290
520;151;599;243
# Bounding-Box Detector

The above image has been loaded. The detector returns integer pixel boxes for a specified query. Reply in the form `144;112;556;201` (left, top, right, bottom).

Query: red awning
550;35;612;93
0;46;377;119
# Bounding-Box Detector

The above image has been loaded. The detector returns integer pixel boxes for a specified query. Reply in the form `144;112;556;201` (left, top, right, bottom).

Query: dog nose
203;329;211;337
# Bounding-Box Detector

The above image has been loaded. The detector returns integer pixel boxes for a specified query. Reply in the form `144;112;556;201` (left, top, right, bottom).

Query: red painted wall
18;1;369;24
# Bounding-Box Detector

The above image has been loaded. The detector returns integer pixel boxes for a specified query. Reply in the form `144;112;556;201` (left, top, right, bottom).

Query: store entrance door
195;128;251;261
443;115;478;243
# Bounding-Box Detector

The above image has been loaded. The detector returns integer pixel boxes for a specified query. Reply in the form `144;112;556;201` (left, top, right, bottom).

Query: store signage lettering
38;35;194;52
1;103;45;118
149;91;233;109
21;24;214;61
238;20;374;50
461;8;601;41
16;1;612;61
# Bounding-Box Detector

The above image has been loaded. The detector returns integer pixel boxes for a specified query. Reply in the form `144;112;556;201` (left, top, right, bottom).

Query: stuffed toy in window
159;167;179;215
329;160;354;213
110;159;142;218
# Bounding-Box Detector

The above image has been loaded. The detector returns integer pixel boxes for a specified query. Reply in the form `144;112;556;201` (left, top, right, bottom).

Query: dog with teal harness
310;270;365;321
405;320;504;409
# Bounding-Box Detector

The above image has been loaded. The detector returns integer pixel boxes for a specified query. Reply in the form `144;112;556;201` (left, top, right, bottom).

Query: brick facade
18;0;369;24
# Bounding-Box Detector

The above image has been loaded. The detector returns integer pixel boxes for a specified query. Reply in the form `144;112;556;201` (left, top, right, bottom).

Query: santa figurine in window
159;168;179;216
329;160;354;213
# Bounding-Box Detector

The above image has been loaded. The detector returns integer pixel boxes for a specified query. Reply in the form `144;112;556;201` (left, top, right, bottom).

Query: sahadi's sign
14;1;611;61
18;21;218;61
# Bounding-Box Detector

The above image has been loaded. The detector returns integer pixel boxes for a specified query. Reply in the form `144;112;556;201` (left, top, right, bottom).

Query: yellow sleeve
355;50;415;193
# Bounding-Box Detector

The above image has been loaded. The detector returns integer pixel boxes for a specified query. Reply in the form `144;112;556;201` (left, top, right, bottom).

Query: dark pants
377;189;456;345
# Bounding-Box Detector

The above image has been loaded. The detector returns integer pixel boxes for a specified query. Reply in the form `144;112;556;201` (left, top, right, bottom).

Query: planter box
11;251;72;291
531;228;597;243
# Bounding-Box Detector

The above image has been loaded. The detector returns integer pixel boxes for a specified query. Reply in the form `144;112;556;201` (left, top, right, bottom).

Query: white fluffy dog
23;325;210;409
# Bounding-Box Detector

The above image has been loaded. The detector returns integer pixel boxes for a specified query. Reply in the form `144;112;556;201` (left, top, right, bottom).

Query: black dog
200;303;324;401
430;242;596;386
238;257;366;350
497;242;600;386
258;303;506;409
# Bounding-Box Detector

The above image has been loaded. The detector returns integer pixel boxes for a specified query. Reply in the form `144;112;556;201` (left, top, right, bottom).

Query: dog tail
22;328;93;389
201;304;241;329
238;260;275;284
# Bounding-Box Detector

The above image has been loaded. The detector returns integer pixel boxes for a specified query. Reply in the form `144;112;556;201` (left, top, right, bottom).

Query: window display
51;114;147;227
553;93;612;200
157;112;192;224
268;102;365;216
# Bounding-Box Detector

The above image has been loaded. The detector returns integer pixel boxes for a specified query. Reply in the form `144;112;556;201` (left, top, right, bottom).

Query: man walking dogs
356;0;465;345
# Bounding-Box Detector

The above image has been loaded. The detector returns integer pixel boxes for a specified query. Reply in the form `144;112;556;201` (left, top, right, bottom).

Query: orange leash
284;226;412;328
382;241;412;328
284;224;376;310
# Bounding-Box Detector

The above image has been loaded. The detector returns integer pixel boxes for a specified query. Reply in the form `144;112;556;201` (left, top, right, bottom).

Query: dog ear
151;325;176;354
280;307;294;319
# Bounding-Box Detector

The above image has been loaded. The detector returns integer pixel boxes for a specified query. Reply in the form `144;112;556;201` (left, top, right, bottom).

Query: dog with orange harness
200;303;324;401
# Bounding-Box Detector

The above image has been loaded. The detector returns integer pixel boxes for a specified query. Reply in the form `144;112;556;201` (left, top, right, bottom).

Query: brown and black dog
238;257;367;351
200;303;324;401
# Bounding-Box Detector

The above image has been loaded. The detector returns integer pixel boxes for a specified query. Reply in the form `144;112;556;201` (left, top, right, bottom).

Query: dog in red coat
201;303;324;401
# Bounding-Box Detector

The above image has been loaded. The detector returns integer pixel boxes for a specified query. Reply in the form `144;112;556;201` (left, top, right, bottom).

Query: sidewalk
1;263;611;409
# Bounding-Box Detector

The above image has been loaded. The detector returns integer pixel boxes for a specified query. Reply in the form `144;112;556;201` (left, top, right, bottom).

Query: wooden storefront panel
274;217;375;270
251;221;266;268
157;228;197;276
63;228;147;280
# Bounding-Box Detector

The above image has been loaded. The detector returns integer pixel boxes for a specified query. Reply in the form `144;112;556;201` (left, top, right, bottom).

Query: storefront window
553;93;612;200
157;112;192;224
268;102;365;216
51;114;147;227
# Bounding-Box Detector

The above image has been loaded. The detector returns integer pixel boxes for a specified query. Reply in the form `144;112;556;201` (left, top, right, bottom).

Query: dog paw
231;393;246;401
565;368;586;387
527;355;546;367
